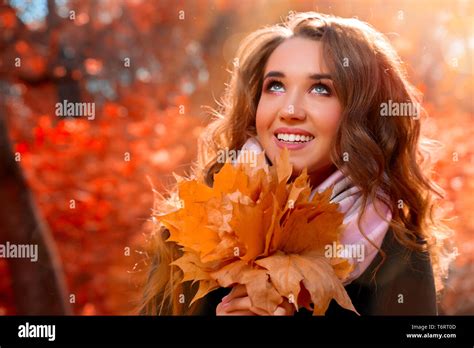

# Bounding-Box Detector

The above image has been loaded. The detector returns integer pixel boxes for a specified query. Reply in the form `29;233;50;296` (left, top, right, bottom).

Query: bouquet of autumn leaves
155;148;358;315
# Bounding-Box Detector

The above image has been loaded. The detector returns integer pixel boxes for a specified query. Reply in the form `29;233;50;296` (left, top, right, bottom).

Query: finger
273;305;294;316
273;306;288;316
216;300;265;316
223;284;247;302
223;310;257;316
222;296;253;313
226;297;271;316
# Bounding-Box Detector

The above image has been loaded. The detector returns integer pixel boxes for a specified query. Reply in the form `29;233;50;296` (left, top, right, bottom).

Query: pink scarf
234;137;392;284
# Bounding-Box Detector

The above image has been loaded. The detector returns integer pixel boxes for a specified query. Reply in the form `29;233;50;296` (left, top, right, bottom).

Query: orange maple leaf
256;251;357;315
155;148;357;315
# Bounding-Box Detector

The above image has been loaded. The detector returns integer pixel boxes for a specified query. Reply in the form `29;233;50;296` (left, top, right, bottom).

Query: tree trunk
0;104;71;315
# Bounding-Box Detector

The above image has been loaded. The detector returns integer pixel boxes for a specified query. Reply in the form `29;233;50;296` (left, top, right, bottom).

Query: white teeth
276;133;314;143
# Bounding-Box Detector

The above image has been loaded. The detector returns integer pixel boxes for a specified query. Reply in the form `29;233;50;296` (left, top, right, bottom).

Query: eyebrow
263;71;332;80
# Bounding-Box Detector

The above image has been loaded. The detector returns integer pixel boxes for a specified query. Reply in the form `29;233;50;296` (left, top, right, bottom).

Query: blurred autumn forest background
0;0;472;315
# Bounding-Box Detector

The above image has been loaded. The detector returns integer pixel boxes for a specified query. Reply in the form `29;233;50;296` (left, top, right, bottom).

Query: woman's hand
216;284;295;316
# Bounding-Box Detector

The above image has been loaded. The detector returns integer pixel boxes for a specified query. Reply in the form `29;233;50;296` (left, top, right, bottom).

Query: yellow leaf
171;252;209;283
255;252;304;311
274;147;292;183
156;144;351;315
190;279;220;306
257;251;358;315
229;200;265;261
211;260;282;314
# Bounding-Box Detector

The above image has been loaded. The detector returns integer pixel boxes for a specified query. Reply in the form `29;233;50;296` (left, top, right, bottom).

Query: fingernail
222;295;229;303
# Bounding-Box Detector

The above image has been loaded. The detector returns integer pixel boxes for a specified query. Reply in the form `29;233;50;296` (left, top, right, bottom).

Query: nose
277;92;307;121
278;103;307;121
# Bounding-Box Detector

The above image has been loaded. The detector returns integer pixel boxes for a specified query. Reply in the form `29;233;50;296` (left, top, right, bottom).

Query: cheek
312;102;342;139
255;100;274;135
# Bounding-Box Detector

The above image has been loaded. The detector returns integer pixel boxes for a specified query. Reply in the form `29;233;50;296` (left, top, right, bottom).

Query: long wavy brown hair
138;12;456;315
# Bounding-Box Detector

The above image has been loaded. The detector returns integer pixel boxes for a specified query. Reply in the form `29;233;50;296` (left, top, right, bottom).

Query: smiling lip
273;127;315;150
273;127;315;137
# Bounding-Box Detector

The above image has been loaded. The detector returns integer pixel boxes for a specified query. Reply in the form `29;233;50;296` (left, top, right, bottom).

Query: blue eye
267;81;284;92
312;84;330;95
264;80;331;95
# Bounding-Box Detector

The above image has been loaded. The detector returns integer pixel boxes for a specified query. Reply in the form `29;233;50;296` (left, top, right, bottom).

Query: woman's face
256;37;343;186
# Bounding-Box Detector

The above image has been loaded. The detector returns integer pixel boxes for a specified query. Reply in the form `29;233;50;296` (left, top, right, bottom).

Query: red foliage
0;0;472;316
5;94;201;314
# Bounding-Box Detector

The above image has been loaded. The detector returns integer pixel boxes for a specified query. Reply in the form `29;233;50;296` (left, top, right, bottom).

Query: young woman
139;12;455;316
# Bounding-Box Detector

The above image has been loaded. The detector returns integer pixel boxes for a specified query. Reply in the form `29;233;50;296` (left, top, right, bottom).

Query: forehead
264;37;328;74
